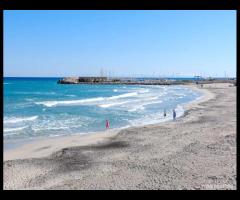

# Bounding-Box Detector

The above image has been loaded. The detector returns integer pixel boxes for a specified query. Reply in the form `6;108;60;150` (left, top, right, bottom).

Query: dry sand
3;83;236;190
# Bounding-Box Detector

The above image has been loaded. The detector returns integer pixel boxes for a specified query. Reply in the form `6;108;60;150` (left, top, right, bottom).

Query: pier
57;77;236;85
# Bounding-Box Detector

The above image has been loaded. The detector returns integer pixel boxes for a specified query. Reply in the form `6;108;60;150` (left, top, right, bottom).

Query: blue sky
4;10;236;77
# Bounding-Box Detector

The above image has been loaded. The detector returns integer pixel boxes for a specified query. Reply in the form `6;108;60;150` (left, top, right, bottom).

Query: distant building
78;77;108;83
194;75;205;81
57;76;108;84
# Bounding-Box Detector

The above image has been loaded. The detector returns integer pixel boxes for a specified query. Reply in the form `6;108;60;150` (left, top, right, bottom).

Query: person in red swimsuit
106;119;110;129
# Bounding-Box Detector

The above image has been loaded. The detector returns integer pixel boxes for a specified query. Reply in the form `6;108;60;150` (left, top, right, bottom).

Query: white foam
99;100;132;108
129;104;185;126
128;105;145;112
32;123;83;132
32;126;70;131
175;93;185;96
148;96;159;100
175;105;185;118
36;97;105;107
49;134;67;137
108;92;138;100
99;94;162;109
66;94;76;97
138;89;149;94
129;113;170;126
36;92;139;107
4;126;28;133
127;99;163;112
4;116;38;124
113;89;118;92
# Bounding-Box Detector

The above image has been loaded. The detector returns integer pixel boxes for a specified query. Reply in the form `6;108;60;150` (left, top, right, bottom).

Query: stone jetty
57;77;236;85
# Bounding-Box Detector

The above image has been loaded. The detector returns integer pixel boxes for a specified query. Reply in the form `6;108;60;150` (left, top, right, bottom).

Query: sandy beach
3;83;236;190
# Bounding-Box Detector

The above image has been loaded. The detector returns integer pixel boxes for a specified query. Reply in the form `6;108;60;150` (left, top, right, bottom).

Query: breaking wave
36;91;140;107
4;116;38;124
4;126;28;133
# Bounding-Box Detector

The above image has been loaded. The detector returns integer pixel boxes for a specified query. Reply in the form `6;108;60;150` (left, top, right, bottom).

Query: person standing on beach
173;109;176;120
164;109;166;117
106;119;110;129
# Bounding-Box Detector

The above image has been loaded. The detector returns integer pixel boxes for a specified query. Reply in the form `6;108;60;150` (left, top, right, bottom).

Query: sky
4;10;236;78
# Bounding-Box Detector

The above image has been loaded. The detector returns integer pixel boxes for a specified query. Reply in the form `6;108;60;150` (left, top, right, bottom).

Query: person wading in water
173;109;176;120
106;119;110;129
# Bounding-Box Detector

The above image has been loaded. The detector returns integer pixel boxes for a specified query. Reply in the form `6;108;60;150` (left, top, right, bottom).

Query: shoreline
4;128;120;161
4;83;236;190
4;83;211;161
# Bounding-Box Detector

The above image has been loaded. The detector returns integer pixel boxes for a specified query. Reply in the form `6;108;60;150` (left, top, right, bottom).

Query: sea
4;77;203;150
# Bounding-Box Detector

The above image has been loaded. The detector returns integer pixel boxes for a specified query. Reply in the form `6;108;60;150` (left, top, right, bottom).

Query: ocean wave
35;92;139;107
175;105;184;117
129;113;170;126
108;92;138;100
4;126;28;133
36;97;105;107
129;104;184;126
148;96;159;101
32;126;69;131
32;124;82;132
174;93;186;96
4;116;38;124
66;94;76;97
127;100;163;112
15;92;56;95
138;89;149;94
25;98;34;102
98;100;132;108
128;105;145;112
99;97;162;109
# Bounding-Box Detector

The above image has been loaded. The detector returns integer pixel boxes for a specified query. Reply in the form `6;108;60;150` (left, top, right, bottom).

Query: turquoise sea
4;77;202;149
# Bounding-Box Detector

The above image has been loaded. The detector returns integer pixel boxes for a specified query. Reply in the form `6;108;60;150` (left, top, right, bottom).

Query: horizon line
3;76;236;78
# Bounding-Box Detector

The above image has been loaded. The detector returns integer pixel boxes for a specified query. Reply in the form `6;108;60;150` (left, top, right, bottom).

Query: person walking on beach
173;109;176;120
164;109;166;117
106;119;110;129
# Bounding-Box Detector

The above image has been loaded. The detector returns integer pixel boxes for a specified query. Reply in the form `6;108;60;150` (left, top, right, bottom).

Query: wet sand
4;83;236;190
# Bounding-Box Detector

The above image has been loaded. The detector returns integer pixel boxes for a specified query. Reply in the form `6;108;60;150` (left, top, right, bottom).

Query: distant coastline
56;76;236;85
4;76;236;80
